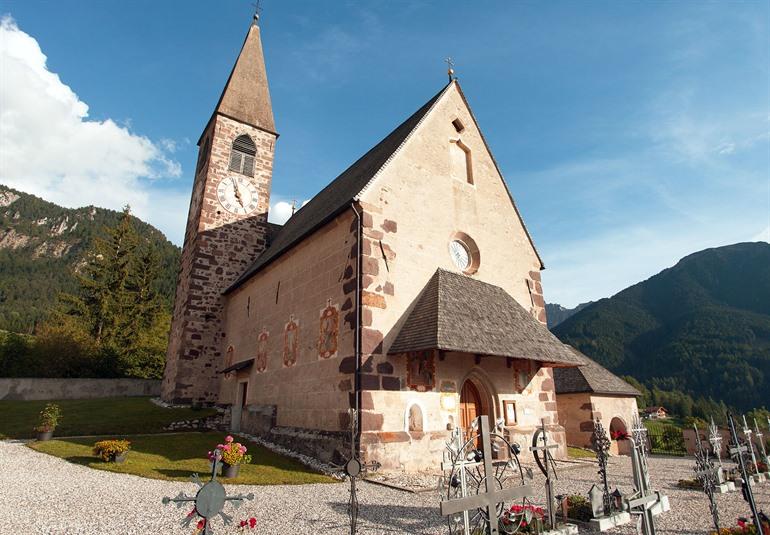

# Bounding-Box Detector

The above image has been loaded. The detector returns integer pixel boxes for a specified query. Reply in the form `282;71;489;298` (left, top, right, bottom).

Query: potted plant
34;403;62;441
93;439;131;463
208;435;251;478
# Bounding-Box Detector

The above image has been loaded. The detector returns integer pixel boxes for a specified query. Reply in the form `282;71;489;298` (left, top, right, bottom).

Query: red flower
249;517;257;528
197;519;206;529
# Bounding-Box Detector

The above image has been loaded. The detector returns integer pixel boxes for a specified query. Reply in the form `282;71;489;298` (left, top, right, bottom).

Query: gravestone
587;420;631;530
162;449;254;535
727;413;763;530
440;415;538;534
530;419;578;535
693;424;720;532
623;416;669;535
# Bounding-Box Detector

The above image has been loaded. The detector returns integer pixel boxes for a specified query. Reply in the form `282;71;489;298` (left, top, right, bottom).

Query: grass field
567;446;596;459
0;397;216;439
29;432;336;485
643;417;685;433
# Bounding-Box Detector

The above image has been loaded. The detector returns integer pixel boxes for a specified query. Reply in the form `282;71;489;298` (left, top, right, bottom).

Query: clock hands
230;177;245;209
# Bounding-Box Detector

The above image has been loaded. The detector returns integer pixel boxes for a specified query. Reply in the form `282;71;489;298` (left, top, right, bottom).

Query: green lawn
567;446;596;459
0;397;216;439
29;432;335;485
643;417;685;433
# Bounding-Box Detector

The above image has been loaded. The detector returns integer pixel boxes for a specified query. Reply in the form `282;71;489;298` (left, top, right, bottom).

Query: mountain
552;242;770;411
545;302;592;329
0;186;180;333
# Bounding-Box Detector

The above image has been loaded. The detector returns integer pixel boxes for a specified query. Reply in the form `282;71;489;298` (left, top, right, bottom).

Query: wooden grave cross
440;415;535;535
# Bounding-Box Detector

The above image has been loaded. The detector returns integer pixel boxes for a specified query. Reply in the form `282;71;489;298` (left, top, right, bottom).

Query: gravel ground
1;440;768;534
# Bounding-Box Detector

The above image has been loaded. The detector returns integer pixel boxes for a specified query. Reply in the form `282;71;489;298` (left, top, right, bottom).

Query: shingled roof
553;347;641;396
224;82;452;294
388;269;582;366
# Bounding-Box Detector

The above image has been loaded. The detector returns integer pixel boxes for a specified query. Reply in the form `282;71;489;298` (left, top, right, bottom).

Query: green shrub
566;494;593;521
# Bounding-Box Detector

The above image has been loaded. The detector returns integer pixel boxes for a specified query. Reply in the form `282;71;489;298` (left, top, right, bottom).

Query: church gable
355;81;547;328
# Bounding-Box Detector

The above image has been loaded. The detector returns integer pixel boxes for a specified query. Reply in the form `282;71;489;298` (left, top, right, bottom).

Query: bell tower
162;15;276;404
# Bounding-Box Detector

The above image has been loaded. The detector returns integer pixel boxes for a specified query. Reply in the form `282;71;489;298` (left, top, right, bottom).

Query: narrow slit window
229;135;257;176
452;118;465;133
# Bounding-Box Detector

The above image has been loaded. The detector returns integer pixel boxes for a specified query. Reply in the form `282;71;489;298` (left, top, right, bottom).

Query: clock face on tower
216;176;259;216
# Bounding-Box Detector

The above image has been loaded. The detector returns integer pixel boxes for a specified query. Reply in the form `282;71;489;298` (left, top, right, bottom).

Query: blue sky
1;1;768;306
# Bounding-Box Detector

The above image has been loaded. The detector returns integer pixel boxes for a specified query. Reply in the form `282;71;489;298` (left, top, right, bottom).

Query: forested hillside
553;242;770;411
0;186;180;333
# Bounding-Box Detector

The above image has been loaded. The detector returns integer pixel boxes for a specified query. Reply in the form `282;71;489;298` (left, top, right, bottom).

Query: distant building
643;406;669;420
554;347;640;455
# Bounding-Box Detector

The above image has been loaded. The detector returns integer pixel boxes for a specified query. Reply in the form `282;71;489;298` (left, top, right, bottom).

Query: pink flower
239;446;247;454
223;444;231;452
225;435;234;443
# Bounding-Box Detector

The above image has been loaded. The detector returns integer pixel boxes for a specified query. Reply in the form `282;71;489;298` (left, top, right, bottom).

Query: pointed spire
214;18;275;133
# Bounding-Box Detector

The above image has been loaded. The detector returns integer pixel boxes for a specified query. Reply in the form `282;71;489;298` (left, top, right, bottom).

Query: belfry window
229;135;257;176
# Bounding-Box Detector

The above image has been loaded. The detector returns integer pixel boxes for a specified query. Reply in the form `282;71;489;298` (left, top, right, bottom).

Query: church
161;15;639;471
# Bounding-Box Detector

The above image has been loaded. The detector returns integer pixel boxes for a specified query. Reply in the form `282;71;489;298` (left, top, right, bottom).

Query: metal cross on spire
445;57;456;82
251;0;263;23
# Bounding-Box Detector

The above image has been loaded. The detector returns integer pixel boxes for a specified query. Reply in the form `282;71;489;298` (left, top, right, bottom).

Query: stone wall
162;113;276;405
0;378;160;401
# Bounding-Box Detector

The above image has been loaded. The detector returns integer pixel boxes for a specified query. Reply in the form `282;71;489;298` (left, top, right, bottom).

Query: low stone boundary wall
0;378;161;401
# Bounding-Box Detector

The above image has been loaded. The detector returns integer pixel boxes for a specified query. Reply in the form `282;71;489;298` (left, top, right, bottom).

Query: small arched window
229;135;257;177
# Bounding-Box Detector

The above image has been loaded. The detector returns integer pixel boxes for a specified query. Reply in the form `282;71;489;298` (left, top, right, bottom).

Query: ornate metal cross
531;418;559;529
693;425;720;532
727;413;762;530
445;57;455;82
708;416;723;469
742;415;759;473
625;415;660;535
333;408;380;535
440;415;535;535
162;449;254;534
590;419;613;517
753;418;768;467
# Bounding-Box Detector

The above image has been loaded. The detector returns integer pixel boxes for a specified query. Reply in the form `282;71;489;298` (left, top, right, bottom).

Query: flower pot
36;430;53;441
111;452;128;464
222;462;239;478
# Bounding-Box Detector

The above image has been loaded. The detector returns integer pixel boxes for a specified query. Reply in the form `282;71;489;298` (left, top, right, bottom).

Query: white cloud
0;16;182;238
751;225;770;243
268;199;310;225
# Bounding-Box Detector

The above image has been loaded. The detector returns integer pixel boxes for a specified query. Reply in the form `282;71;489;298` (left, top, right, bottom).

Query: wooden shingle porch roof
388;269;582;367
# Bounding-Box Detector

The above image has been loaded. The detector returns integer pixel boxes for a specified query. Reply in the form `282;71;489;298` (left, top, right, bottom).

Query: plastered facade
556;392;639;455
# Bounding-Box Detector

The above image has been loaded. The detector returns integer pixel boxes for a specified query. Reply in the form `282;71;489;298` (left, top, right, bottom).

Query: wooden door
459;380;483;436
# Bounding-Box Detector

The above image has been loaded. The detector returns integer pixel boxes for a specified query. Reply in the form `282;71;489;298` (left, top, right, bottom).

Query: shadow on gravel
328;502;442;533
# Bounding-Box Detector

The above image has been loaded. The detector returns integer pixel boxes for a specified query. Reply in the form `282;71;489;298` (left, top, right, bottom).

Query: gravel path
1;440;768;534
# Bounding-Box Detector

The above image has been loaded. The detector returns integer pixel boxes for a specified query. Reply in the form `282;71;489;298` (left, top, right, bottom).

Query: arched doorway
459;380;488;434
609;416;630;456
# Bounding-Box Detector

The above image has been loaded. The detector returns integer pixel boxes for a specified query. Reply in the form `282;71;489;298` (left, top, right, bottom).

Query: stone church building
162;16;637;471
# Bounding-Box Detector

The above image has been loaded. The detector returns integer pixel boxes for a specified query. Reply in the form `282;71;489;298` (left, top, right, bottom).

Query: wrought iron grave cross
333;408;380;535
693;425;720;532
708;416;723;469
728;413;762;529
753;418;768;467
742;415;759;473
162;449;254;535
625;415;660;535
440;415;535;535
590;419;613;517
531;418;560;529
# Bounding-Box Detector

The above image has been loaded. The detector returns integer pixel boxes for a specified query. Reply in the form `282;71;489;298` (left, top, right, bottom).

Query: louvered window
229;135;257;176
